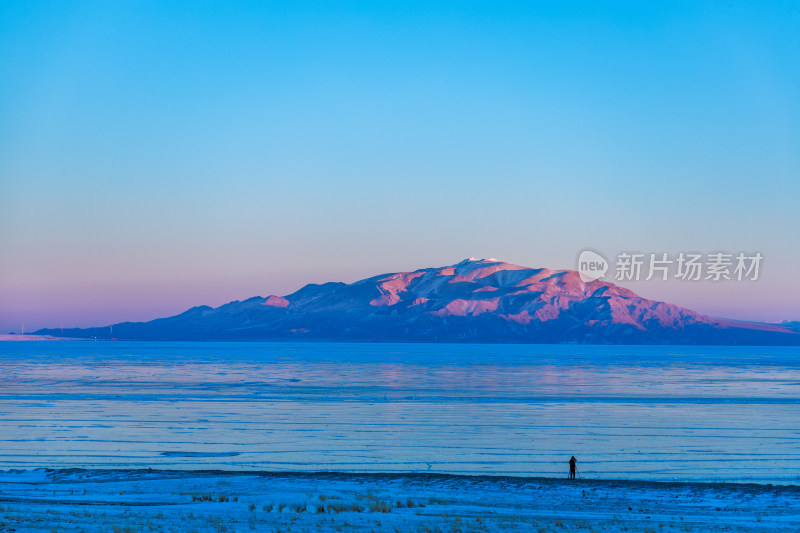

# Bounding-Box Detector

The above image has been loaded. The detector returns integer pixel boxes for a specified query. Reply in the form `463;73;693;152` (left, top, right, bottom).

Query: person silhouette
569;456;577;479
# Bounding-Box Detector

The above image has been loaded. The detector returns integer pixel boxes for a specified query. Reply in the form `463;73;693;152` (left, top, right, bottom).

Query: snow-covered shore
0;469;797;532
0;334;66;341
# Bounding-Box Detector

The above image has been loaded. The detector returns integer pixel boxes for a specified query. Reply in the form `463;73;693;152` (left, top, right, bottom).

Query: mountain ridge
36;258;800;345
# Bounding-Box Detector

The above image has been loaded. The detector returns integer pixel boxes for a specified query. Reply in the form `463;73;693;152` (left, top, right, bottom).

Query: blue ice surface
0;341;798;485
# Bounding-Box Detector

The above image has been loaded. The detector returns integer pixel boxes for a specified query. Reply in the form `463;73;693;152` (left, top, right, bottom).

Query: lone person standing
569;456;577;479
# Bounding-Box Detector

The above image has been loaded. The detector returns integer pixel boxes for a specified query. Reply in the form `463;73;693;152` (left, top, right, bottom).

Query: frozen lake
0;341;799;484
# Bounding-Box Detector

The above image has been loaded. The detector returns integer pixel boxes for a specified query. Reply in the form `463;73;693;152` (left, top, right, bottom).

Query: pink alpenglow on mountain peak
36;258;800;345
369;271;426;307
432;298;501;317
261;295;290;307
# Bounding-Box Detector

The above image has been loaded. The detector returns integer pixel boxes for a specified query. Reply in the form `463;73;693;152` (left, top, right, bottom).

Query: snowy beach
1;468;799;532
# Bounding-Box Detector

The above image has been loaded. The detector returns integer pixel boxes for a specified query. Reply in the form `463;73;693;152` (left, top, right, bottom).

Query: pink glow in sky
1;2;798;331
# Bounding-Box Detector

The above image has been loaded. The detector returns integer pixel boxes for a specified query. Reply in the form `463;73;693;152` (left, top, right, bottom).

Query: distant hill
37;258;800;345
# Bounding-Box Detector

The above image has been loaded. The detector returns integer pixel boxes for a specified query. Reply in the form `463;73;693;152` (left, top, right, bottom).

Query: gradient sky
1;1;798;332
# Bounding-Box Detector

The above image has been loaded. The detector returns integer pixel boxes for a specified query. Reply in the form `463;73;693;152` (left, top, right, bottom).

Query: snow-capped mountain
38;258;800;344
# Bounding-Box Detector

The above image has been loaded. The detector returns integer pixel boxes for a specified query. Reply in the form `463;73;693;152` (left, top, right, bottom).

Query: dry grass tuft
327;502;364;513
368;500;393;513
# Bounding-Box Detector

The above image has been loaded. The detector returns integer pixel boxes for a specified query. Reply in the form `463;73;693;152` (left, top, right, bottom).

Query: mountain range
37;258;800;344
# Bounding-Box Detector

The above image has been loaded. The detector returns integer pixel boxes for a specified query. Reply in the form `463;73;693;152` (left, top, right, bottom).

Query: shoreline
7;467;800;489
1;468;798;532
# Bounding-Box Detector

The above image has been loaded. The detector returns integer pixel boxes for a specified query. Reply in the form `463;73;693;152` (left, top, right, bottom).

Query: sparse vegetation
290;502;307;513
368;500;393;513
327;502;364;513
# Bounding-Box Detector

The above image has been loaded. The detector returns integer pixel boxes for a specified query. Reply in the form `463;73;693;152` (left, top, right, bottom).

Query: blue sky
1;1;798;331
